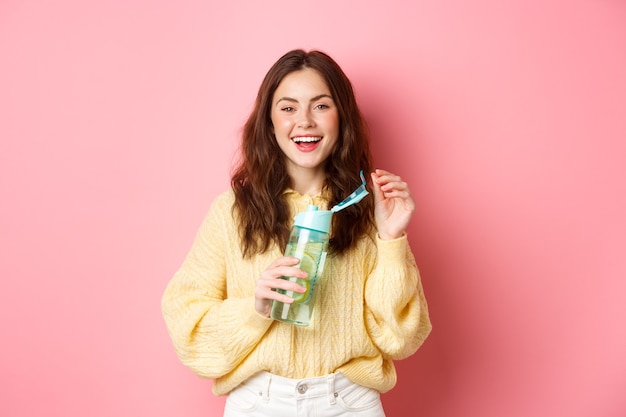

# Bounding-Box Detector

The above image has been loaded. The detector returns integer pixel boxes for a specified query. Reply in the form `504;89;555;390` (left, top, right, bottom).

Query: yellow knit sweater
162;189;431;396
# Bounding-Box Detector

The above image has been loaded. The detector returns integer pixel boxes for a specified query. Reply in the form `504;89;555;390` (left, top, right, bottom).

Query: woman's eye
315;104;329;110
281;106;295;112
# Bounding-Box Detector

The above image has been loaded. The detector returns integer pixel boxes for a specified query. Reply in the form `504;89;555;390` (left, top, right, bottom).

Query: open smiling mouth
292;136;322;144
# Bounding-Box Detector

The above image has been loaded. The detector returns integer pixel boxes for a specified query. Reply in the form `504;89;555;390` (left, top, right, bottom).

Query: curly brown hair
231;49;375;258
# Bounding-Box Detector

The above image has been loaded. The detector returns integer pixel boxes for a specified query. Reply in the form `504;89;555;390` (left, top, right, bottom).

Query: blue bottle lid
294;205;332;233
330;170;369;213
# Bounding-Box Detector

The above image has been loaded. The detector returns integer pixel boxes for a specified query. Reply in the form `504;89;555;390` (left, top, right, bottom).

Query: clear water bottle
270;205;331;326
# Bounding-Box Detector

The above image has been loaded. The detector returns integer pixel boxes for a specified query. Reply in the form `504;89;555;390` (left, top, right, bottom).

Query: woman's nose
297;111;315;128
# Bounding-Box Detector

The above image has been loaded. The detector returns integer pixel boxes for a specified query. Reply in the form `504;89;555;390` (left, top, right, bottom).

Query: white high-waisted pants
223;372;386;417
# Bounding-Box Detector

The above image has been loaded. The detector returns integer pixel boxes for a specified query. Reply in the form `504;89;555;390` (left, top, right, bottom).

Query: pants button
297;384;308;394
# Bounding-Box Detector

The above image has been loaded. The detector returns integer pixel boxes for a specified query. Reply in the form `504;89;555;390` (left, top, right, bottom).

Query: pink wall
1;1;625;416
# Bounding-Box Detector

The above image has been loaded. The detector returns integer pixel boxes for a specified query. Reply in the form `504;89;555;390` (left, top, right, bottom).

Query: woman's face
270;68;339;179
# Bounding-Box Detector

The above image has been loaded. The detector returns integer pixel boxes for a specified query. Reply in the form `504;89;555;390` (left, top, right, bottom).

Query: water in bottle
271;205;330;326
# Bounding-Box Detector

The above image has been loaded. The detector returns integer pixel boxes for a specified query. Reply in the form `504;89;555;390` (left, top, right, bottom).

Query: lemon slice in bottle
291;252;318;303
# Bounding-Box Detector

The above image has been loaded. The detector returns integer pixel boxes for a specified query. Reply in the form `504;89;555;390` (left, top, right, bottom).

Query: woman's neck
288;168;326;196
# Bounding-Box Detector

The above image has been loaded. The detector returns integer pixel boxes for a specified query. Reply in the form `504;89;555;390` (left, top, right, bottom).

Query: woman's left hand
370;169;416;240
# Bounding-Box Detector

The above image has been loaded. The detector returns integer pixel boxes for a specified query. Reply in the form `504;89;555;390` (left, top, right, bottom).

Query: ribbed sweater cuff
376;233;409;263
241;298;275;330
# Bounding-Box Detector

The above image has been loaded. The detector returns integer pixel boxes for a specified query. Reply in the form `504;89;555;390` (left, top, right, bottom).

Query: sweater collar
283;188;331;212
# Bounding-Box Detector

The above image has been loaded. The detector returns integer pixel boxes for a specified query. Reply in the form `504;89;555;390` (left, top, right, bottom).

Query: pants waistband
240;372;352;402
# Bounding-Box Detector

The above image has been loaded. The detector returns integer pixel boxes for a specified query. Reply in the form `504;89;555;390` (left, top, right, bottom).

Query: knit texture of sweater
162;189;431;396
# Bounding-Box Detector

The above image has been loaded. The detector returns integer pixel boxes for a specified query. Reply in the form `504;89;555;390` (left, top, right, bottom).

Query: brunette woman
162;49;431;417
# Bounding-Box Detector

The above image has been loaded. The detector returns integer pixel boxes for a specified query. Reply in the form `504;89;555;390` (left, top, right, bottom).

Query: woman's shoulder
211;188;236;207
201;189;236;221
197;189;238;232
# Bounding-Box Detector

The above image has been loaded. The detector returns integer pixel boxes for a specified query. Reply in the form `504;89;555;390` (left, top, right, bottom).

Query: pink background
1;1;625;416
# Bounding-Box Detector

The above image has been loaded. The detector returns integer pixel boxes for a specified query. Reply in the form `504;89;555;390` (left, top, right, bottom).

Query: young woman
162;49;431;417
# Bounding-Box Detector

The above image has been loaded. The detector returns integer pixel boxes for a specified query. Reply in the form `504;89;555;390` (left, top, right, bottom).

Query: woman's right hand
255;257;307;317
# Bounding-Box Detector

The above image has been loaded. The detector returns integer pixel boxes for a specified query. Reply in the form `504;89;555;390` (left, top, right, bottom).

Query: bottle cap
330;170;369;213
294;205;333;233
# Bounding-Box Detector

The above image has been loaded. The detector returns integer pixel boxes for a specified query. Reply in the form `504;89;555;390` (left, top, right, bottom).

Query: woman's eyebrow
275;94;334;104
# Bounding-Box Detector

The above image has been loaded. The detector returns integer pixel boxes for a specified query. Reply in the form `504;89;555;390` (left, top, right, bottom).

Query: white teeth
292;137;322;143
